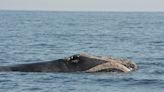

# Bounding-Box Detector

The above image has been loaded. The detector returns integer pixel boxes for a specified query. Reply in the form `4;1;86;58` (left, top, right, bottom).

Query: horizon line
0;9;164;13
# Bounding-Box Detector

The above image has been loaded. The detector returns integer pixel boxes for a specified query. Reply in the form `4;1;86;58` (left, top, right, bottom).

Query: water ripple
0;11;164;92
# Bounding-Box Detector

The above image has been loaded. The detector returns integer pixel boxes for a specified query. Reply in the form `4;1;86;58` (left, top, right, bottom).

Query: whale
0;52;138;73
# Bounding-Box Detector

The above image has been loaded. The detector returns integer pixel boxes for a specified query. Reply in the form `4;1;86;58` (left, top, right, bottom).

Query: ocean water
0;11;164;92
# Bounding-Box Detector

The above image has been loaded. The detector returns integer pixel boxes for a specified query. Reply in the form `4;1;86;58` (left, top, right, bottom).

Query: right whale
0;52;138;73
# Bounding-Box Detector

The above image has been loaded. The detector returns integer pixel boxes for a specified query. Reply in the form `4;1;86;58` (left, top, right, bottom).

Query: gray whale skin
0;52;138;73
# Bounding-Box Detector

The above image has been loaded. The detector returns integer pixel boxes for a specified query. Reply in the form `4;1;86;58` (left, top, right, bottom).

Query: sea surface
0;11;164;92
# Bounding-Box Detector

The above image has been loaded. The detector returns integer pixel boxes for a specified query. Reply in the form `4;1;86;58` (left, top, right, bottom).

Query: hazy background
0;0;164;11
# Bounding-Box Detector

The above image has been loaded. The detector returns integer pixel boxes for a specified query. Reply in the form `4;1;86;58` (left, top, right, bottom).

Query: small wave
21;87;42;91
90;77;164;87
0;79;11;83
150;70;164;75
150;41;164;44
142;57;164;61
139;62;164;67
66;23;77;26
28;43;57;47
126;78;164;86
95;78;120;83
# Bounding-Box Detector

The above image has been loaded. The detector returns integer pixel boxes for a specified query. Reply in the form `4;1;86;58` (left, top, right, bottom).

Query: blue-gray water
0;11;164;92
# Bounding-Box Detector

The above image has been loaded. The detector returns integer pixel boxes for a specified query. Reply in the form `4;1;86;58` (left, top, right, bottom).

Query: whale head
122;60;138;71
